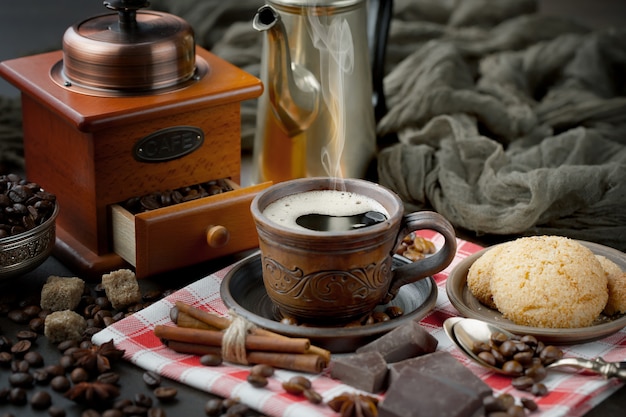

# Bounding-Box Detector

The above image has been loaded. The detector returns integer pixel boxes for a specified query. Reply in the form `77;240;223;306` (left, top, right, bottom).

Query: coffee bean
24;350;44;367
30;390;52;409
511;376;535;391
50;375;71;392
134;392;153;408
519;397;537;412
143;370;161;388
147;407;167;417
113;398;133;410
247;373;268;388
82;410;101;417
250;364;274;378
48;405;67;417
97;372;120;385
70;367;89;383
102;410;124;417
122;404;148;415
9;371;34;388
23;305;41;318
33;369;52;385
199;353;222;366
153;386;178;402
0;335;12;352
44;364;65;377
58;354;75;370
531;382;549;396
10;339;31;355
12;359;30;373
57;340;78;352
29;317;45;333
9;387;27;405
204;398;224;416
0;351;12;367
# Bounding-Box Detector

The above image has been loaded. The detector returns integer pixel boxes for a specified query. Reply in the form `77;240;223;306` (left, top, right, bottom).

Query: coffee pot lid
56;0;206;96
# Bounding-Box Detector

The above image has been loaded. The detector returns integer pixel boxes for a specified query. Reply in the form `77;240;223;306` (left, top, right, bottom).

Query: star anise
71;339;125;375
327;392;379;417
64;381;120;405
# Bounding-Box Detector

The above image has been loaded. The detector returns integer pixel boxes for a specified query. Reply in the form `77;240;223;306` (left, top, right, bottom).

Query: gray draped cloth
2;0;625;250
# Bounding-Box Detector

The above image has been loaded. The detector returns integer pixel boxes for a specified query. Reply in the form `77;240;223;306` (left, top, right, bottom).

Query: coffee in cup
250;177;457;325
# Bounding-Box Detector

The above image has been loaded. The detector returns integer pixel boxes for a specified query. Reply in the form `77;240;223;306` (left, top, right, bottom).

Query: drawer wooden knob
206;225;230;248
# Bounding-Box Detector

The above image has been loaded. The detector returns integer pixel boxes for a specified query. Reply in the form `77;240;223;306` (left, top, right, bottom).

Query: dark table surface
1;246;625;417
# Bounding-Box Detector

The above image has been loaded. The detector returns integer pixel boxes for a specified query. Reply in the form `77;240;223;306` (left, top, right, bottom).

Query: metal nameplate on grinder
133;126;204;162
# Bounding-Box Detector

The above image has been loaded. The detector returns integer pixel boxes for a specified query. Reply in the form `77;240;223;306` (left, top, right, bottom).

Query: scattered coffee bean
102;409;124;417
24;350;44;367
30;390;52;409
9;387;27;405
143;370;162;388
147;407;167;417
48;405;67;417
50;375;71;392
199;353;222;367
134;392;153;408
153;386;178;402
204;398;224;416
81;409;101;417
9;371;34;388
247;373;268;388
97;372;121;385
250;364;274;378
10;339;31;355
70;367;90;383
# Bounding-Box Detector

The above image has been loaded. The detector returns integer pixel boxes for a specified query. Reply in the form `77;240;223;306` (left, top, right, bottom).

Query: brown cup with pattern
250;177;457;325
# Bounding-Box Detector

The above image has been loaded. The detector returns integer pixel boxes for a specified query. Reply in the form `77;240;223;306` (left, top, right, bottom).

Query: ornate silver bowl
0;203;58;280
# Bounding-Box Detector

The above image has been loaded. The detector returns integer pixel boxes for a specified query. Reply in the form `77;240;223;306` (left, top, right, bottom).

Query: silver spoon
443;317;626;381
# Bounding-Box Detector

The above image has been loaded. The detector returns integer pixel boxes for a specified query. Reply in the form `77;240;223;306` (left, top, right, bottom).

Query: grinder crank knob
206;225;230;248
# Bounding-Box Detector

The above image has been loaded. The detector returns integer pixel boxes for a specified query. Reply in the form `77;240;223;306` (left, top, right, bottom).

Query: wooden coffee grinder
0;0;269;279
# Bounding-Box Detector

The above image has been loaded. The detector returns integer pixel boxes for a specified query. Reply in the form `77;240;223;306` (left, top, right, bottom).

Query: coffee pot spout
253;5;320;136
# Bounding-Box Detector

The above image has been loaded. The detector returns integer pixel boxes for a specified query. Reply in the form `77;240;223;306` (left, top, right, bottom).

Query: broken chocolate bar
356;318;438;363
388;351;492;399
379;366;485;417
330;350;388;393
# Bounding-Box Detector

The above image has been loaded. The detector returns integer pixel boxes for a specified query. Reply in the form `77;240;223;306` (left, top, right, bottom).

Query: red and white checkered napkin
92;231;626;417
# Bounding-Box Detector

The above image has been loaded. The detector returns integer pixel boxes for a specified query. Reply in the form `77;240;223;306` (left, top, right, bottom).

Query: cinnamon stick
170;307;215;330
173;301;332;363
154;325;310;354
174;301;231;329
164;339;326;373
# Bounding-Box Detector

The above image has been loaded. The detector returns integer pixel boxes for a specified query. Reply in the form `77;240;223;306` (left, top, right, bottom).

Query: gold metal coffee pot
252;0;392;183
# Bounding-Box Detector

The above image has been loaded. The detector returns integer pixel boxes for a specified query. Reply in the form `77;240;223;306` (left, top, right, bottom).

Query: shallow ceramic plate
220;254;437;353
446;240;626;344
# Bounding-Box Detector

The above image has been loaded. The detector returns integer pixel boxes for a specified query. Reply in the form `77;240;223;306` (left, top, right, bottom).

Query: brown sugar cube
44;310;87;343
40;276;85;312
356;318;438;363
330;351;388;393
101;269;142;310
388;351;492;399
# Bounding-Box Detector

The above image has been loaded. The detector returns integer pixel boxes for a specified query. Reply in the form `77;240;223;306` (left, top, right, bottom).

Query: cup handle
383;211;457;303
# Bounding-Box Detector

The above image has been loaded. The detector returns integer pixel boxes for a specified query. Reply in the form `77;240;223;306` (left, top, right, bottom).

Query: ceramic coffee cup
250;177;457;324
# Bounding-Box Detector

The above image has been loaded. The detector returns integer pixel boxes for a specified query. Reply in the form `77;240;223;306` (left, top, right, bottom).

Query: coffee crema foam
262;190;389;232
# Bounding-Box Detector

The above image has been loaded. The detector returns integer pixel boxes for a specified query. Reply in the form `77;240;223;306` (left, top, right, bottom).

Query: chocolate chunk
330;351;388;393
388;351;492;399
356;318;438;363
379;367;484;417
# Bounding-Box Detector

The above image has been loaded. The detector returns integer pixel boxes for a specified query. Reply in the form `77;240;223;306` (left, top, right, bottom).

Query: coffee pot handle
383;211;457;303
368;0;393;123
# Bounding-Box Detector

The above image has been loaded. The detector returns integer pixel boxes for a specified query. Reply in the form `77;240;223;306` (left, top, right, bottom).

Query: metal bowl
0;203;59;280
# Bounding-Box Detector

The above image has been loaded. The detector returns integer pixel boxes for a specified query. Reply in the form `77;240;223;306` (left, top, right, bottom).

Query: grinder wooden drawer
111;180;270;278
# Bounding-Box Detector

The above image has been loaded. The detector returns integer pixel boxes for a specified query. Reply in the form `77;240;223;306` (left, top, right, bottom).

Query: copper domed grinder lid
52;0;208;96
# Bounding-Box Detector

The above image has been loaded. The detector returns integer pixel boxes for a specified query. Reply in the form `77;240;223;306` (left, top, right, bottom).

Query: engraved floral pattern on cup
262;256;391;305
